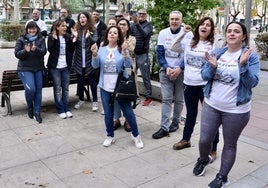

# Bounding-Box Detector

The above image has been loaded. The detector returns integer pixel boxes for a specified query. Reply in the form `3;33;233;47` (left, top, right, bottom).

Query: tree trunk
13;0;20;24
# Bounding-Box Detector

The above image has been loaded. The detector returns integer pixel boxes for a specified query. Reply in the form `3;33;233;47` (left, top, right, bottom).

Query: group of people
151;10;260;188
14;7;260;188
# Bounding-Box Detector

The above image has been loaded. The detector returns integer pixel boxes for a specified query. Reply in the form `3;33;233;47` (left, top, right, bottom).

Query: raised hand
25;43;31;52
240;49;252;66
31;41;36;51
91;43;98;57
205;52;217;69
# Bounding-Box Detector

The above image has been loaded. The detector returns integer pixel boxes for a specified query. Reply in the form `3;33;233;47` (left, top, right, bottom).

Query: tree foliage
146;0;221;33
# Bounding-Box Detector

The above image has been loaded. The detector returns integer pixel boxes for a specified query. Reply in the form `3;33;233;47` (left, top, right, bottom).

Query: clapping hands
24;41;36;52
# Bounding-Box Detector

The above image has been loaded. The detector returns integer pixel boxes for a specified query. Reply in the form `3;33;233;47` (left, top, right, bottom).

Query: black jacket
131;20;153;54
72;31;99;76
96;20;107;47
14;35;47;72
47;33;74;70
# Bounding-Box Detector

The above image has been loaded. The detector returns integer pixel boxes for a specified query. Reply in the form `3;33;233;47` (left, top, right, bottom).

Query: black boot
34;113;42;123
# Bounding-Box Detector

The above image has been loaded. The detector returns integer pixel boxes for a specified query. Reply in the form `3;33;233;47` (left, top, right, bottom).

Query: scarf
26;34;38;42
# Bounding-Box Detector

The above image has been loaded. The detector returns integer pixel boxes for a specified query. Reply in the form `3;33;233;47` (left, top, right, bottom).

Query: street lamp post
244;0;252;42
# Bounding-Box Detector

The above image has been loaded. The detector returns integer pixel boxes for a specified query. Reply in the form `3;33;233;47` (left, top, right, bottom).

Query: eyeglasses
138;13;146;15
115;15;123;18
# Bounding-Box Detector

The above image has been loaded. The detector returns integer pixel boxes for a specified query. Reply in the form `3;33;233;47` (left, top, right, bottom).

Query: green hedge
0;24;25;41
255;33;268;60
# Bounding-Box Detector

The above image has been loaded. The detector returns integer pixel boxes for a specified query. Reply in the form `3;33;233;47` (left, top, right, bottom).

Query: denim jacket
202;47;260;106
91;46;132;91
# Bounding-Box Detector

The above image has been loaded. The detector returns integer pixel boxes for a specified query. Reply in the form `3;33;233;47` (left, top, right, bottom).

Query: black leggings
199;103;250;176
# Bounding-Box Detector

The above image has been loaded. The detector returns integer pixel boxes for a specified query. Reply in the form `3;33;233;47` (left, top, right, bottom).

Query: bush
0;24;25;41
255;32;268;60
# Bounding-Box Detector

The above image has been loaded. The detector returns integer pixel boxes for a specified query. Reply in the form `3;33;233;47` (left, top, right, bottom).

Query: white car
45;20;55;34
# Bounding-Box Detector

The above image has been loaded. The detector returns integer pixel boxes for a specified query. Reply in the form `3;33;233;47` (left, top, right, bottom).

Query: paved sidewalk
0;40;268;187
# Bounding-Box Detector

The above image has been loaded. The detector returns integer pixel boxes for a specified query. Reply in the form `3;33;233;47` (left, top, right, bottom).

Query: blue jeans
49;67;70;114
114;100;123;119
77;69;98;102
100;88;139;137
159;70;184;132
18;71;43;114
136;53;152;98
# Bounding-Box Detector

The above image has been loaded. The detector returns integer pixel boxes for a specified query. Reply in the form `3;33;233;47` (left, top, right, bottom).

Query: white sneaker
66;111;73;118
131;134;144;149
58;113;67;119
92;102;98;112
74;100;84;109
103;136;115;147
101;110;105;115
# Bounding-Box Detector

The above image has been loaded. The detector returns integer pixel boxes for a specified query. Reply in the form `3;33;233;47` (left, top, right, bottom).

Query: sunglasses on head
115;15;123;18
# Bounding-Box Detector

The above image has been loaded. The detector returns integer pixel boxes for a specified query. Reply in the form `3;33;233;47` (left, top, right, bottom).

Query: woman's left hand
240;49;252;66
122;41;127;55
205;52;217;69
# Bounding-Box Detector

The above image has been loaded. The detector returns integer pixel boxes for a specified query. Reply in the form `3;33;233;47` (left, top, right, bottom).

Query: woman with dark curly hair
71;11;99;111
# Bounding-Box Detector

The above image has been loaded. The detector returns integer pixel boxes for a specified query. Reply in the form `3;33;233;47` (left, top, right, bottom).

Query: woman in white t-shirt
193;21;260;187
173;18;220;161
47;19;75;119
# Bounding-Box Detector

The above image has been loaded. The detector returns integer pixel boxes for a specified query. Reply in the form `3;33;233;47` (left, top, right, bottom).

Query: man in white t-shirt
26;9;47;37
152;10;193;139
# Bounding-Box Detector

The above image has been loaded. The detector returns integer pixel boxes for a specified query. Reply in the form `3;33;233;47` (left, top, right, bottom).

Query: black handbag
113;68;138;108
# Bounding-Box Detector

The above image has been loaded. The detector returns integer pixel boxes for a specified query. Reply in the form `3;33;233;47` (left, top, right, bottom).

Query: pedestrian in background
131;8;153;106
113;18;137;132
26;9;47;37
47;19;74;119
152;10;193;139
92;10;107;47
172;17;220;163
91;26;143;149
193;21;260;188
14;21;47;123
71;11;99;112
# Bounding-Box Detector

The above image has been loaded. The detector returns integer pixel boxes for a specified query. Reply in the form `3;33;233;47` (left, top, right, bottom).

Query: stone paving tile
0;143;38;171
0;161;60;188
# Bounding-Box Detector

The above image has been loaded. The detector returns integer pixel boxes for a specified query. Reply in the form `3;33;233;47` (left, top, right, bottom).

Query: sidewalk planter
255;32;268;71
261;59;268;71
137;77;162;101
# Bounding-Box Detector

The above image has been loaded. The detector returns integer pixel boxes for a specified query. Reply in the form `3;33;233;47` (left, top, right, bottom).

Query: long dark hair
102;26;124;52
191;17;215;48
117;18;131;39
225;21;249;47
75;11;95;35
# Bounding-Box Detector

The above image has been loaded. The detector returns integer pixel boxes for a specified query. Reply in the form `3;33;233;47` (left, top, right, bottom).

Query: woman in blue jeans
14;21;47;123
47;19;75;119
91;26;143;149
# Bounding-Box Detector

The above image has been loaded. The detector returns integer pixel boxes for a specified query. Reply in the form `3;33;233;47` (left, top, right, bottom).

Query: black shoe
169;123;179;132
193;156;211;176
28;108;33;119
152;128;169;139
113;119;121;130
124;120;131;132
208;173;229;188
34;113;42;123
